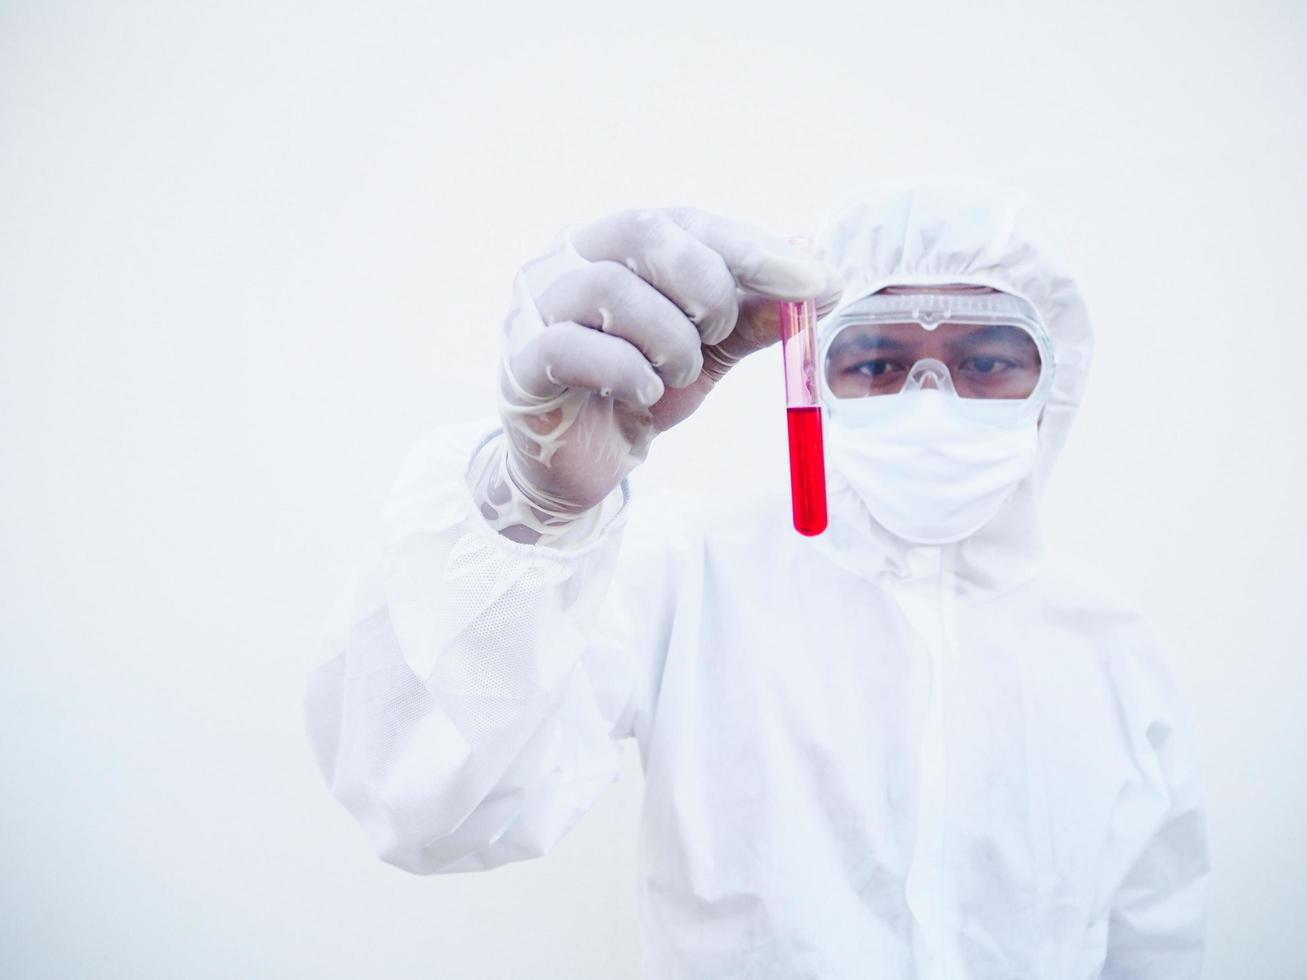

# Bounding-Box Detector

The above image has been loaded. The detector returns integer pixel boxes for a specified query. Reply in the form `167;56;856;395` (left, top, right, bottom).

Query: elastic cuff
464;427;630;558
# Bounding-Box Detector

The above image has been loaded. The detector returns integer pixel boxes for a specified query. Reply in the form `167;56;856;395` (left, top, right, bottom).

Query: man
305;181;1209;978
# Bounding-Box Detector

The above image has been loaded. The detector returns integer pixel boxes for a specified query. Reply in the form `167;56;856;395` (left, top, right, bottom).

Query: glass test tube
779;293;828;536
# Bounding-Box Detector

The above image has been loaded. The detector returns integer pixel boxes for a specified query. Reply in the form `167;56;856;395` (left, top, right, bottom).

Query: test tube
778;257;828;536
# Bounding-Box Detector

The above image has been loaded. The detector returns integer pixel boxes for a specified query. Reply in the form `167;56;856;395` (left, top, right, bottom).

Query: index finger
662;207;836;300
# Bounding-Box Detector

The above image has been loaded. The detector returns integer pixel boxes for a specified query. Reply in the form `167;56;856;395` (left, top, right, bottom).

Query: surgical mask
825;389;1039;544
819;288;1053;545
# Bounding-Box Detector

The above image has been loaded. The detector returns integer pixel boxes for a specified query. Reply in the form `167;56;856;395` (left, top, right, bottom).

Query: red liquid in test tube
778;294;827;536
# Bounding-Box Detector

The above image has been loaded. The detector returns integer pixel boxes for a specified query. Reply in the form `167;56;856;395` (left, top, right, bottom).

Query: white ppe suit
304;183;1209;979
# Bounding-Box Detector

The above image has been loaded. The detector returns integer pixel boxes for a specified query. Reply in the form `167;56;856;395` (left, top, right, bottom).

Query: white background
3;1;1304;977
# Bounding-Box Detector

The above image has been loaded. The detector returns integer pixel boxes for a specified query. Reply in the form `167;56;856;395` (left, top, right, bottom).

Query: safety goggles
819;289;1055;425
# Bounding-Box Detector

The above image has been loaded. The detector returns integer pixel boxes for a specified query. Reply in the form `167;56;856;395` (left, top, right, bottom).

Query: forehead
825;283;1044;351
829;321;1037;353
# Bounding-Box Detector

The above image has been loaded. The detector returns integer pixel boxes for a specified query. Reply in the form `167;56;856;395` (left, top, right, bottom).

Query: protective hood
811;179;1094;593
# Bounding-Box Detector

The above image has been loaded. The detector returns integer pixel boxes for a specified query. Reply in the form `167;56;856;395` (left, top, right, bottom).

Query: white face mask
825;390;1039;545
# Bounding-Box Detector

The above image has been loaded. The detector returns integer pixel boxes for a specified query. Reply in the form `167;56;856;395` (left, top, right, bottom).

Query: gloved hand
473;207;842;545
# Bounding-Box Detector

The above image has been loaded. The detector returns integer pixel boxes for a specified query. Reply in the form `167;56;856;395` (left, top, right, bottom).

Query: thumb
699;278;844;382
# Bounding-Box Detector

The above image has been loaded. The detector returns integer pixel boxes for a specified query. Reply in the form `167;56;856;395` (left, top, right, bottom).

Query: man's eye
850;359;903;378
960;356;1014;375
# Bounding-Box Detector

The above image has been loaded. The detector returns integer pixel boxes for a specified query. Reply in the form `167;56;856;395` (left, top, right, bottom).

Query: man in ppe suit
305;181;1209;979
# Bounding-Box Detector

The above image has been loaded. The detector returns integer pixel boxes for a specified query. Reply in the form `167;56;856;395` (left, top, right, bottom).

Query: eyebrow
950;324;1031;347
829;334;912;355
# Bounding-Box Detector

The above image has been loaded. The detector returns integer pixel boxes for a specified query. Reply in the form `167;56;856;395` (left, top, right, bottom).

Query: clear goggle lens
819;289;1054;416
824;320;1043;400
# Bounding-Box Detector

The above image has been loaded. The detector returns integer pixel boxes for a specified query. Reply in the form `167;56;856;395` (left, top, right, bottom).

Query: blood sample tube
778;282;828;536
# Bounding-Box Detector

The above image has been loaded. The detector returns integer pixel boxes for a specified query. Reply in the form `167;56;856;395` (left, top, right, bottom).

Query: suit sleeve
304;421;648;875
1101;632;1210;978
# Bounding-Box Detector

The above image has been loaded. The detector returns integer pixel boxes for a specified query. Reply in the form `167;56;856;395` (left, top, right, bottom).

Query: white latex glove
474;207;842;546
